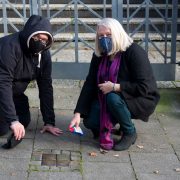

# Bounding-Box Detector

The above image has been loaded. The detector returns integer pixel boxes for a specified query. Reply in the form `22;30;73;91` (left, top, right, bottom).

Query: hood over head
19;15;54;53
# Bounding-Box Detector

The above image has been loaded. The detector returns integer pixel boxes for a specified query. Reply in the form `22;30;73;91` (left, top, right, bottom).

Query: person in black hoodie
0;15;62;149
69;18;160;151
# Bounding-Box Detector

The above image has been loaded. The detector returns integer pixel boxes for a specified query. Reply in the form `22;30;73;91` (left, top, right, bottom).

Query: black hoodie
0;15;55;126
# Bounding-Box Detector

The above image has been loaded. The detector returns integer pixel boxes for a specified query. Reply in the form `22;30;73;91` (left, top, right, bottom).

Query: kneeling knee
107;93;121;107
0;129;9;136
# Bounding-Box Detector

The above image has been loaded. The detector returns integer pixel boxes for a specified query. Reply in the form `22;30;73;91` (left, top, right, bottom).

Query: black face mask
29;38;46;54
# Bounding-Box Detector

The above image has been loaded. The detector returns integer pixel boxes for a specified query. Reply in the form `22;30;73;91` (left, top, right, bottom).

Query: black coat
75;43;160;121
0;15;55;125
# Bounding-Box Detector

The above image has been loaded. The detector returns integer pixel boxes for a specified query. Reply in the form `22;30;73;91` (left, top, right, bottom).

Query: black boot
113;132;137;151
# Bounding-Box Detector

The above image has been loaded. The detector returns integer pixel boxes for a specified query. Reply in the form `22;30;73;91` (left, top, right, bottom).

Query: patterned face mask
99;36;112;55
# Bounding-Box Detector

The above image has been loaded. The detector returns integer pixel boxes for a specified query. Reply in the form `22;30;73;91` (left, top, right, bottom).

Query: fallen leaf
113;154;119;157
10;173;16;176
137;145;144;149
153;170;159;174
89;152;97;157
174;168;180;172
100;148;108;154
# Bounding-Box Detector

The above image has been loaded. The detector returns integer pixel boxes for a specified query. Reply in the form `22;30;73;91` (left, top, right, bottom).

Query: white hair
95;18;133;57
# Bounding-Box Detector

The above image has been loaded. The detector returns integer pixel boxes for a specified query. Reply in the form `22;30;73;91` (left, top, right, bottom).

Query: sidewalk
0;88;179;180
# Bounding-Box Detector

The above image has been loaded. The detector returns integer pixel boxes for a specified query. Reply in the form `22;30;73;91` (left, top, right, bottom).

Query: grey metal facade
0;0;179;80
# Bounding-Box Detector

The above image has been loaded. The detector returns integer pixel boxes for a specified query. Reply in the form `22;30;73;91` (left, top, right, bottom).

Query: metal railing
0;0;179;80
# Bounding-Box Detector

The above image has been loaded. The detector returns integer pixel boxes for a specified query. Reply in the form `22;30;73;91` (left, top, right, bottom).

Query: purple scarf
97;53;121;150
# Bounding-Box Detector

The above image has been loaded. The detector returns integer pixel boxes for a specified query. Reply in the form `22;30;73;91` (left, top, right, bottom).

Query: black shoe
113;132;137;151
1;133;22;149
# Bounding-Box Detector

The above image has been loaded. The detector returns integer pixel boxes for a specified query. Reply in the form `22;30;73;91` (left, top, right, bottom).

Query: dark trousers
0;94;31;136
83;93;135;135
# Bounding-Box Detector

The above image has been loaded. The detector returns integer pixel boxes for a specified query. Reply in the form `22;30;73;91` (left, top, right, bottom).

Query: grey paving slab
82;162;136;180
34;131;80;151
165;132;180;150
157;112;180;131
0;139;33;158
129;133;174;153
53;88;80;109
25;108;39;138
81;141;130;163
0;172;28;180
130;152;180;175
157;112;180;150
25;88;81;109
28;172;82;180
176;151;180;160
0;158;29;173
136;173;180;180
134;118;164;135
34;110;80;151
52;79;80;88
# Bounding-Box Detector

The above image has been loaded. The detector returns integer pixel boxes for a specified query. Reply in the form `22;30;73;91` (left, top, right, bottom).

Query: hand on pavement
10;121;25;140
40;125;63;136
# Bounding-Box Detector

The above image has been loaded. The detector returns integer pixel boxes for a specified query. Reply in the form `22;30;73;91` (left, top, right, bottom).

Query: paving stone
70;151;81;161
41;154;57;166
134;119;164;135
42;154;56;161
56;154;70;167
176;151;180;160
57;154;70;161
157;112;180;150
70;161;81;171
42;160;56;166
51;149;61;154
130;152;180;175
129;133;174;153
31;151;42;161
157;112;180;131
34;110;80;151
29;160;41;166
0;158;29;173
83;162;136;180
49;166;61;171
25;108;39;138
29;164;50;171
62;150;71;155
0;172;28;180
26;88;81;109
52;79;80;88
0;139;33;159
41;149;52;154
136;173;180;180
81;141;130;163
56;160;70;167
60;166;72;171
28;172;82;180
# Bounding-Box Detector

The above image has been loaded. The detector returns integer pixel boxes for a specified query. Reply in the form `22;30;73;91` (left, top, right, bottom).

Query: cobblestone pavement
0;89;180;180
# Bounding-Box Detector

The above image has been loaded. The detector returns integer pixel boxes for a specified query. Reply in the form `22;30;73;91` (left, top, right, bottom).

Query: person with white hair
69;18;160;151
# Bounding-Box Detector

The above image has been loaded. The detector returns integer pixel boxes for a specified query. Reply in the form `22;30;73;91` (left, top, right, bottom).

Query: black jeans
0;94;31;136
